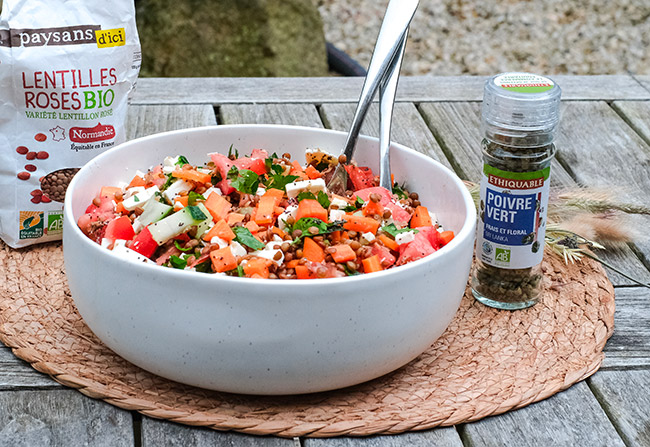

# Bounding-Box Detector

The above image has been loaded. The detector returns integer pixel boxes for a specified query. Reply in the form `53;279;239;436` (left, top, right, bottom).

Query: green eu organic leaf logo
495;248;511;263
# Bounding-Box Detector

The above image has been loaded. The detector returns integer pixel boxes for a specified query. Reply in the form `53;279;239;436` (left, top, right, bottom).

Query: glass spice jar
471;72;561;310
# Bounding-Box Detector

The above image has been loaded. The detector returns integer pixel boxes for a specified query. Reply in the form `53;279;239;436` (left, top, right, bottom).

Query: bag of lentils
0;0;141;248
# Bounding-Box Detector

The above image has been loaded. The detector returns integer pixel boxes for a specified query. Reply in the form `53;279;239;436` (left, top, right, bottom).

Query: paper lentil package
0;0;141;247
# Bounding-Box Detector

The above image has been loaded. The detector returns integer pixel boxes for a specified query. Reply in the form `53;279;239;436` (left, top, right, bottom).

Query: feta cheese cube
230;241;247;258
285;178;327;199
278;204;299;231
395;230;416;245
163;179;193;202
122;186;160;211
329;209;345;222
210;236;229;249
361;232;375;243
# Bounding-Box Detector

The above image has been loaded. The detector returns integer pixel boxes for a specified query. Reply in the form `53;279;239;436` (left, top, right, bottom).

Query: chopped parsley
188;191;205;206
233;226;265;250
169;255;187;269
227;144;239;159
175;155;190;166
343;196;365;212
392;182;408;200
227;167;260;195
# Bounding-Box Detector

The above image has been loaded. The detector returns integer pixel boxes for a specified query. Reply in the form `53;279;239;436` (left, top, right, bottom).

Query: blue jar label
476;164;550;269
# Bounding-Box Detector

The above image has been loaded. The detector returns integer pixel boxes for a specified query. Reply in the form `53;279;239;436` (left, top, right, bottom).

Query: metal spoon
327;0;419;195
378;34;407;192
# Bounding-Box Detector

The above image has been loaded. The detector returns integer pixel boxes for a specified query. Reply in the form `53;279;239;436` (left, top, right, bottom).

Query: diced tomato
209;152;235;195
415;226;444;250
129;227;159;258
233;157;267;175
345;165;375;190
396;231;436;265
370;244;396;268
104;216;135;241
354;186;392;205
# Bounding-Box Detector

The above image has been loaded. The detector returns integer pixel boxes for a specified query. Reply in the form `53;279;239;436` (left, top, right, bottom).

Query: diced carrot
115;201;127;215
331;244;356;263
204;192;232;222
100;186;122;200
303;237;325;263
295;265;316;279
226;213;245;226
171;168;212;184
202;219;235;242
410;205;433;228
295;199;328;223
274;206;285;216
378;234;399;251
128;175;146;188
439;230;455;246
343;214;380;234
210;246;237;273
362;200;384;217
330;230;342;243
305;164;321;179
243;256;273;279
361;254;383;273
245;221;260;234
286;259;301;269
255;188;284;226
174;195;189;209
271;226;287;240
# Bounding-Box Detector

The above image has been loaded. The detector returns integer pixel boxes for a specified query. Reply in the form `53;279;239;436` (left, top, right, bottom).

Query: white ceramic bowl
63;124;476;395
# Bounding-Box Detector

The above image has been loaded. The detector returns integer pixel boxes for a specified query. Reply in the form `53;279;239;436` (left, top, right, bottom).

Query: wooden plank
131;76;650;105
126;104;217;140
417;101;650;286
304;428;464;447
0;346;60;390
602;286;650;369
554;101;650;273
0;389;133;446
141;417;296;447
461;381;625;447
634;75;650;94
612;101;650;147
588;369;650;447
219;103;324;127
319;102;453;171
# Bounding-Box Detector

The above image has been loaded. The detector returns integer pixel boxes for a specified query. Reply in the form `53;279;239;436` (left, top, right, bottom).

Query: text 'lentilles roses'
77;149;455;278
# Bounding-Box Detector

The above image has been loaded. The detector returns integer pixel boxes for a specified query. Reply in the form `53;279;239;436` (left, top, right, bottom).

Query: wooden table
2;75;649;446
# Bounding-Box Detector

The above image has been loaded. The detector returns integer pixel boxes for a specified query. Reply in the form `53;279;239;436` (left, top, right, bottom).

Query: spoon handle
327;0;418;195
378;33;407;192
340;0;419;162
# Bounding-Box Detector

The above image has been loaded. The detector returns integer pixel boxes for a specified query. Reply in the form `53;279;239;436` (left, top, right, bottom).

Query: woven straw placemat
0;241;614;438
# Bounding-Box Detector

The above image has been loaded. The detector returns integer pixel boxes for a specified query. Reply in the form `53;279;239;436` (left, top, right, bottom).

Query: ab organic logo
495;247;511;264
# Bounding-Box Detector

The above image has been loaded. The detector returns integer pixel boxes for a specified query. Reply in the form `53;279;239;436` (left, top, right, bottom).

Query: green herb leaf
187;205;207;221
169;255;187;269
392;182;408;200
188;191;205;206
227;144;239;159
381;223;418;238
161;173;174;191
237;264;245;277
343;265;360;276
296;191;316;202
233;226;265;250
175;155;189;166
265;172;299;191
317;191;331;209
174;240;194;252
195;259;213;273
211;171;222;185
343;196;365;212
228;168;260;195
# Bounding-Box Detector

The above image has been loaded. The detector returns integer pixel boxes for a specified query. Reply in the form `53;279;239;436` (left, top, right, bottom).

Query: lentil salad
77;148;455;279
